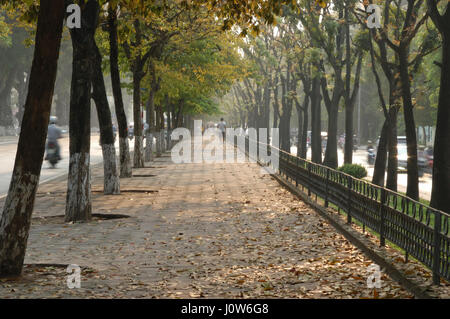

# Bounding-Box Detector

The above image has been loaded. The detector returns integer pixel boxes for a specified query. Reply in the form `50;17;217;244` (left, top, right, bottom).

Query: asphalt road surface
0;134;130;198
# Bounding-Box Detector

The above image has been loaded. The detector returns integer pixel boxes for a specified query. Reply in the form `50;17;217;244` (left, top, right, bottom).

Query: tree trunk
0;69;15;129
16;70;29;127
386;108;399;192
431;32;450;213
311;77;322;164
108;7;131;178
155;105;162;157
323;106;339;169
301;97;309;159
273;81;280;129
55;93;69;127
160;105;165;152
372;119;389;186
0;0;64;277
279;106;292;153
166;95;172;148
344;103;354;164
65;0;99;223
145;89;154;162
263;83;271;131
296;105;303;158
343;4;353;165
422;126;427;145
133;70;144;167
91;41;120;195
399;46;419;200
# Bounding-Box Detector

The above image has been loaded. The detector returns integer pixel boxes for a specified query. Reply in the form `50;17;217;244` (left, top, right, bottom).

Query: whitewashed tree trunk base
101;143;120;195
0;171;39;275
65;153;92;222
134;136;145;168
119;137;132;178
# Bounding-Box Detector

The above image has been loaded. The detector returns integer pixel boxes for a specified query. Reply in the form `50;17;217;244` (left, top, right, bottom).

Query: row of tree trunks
107;6;132;178
0;0;65;276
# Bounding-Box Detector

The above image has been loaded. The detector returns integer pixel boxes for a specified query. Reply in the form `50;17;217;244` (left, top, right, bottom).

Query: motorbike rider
46;116;62;161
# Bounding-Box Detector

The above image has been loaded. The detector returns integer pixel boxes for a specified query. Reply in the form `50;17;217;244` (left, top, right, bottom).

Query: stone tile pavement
0;151;416;298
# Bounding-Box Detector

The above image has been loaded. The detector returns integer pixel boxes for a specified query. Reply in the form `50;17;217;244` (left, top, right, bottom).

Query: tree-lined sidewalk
0;151;425;298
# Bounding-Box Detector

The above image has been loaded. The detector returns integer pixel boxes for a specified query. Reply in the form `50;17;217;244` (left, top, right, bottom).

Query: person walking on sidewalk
218;118;226;143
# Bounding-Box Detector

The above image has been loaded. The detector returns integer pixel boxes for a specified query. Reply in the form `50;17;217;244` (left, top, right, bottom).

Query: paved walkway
0;151;416;298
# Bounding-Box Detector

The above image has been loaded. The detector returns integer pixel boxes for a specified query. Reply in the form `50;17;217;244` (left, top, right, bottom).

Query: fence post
347;175;352;224
379;188;386;247
295;157;299;187
325;168;329;208
307;162;311;197
432;210;442;285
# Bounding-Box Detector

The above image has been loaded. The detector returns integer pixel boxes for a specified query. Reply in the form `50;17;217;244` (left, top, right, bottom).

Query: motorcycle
46;142;60;168
367;147;376;165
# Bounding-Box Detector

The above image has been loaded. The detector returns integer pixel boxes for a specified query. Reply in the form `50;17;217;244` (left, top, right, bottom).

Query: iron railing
238;137;450;285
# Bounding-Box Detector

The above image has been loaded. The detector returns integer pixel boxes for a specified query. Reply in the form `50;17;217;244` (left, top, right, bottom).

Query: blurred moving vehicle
45;116;62;168
46;142;59;168
424;146;433;169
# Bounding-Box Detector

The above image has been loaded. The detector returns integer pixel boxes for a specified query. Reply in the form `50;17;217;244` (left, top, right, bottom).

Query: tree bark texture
0;0;64;276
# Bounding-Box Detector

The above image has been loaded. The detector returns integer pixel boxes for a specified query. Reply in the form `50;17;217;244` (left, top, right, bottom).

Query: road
290;145;432;201
0;134;129;198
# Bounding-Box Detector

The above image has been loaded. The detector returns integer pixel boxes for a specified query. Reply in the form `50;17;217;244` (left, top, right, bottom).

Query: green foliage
0;15;10;47
353;29;370;53
338;164;368;179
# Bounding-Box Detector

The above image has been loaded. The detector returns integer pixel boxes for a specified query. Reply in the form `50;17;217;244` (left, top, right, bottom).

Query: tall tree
0;0;65;276
427;0;450;213
91;39;120;195
107;5;132;178
65;0;99;222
